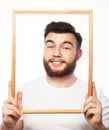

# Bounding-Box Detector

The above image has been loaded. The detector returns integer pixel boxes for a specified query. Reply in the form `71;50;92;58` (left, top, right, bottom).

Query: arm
83;82;109;130
95;125;109;130
0;120;23;130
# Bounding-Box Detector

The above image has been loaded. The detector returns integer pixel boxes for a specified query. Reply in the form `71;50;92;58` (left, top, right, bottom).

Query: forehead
45;32;77;44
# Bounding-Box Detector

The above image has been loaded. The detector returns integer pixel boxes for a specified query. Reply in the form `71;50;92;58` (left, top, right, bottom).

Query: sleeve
97;88;109;128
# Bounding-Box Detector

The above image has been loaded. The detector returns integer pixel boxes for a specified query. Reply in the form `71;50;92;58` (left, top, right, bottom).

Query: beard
43;57;77;78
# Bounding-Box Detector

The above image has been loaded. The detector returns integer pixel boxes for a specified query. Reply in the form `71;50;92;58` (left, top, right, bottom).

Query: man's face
43;32;82;77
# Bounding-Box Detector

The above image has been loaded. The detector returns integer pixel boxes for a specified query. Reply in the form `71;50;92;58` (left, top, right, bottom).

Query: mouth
52;61;62;66
49;59;65;67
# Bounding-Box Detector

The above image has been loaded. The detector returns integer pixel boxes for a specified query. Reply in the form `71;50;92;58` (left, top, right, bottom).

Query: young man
1;21;109;130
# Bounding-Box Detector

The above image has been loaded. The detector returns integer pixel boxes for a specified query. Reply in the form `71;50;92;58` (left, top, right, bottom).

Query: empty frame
11;10;93;114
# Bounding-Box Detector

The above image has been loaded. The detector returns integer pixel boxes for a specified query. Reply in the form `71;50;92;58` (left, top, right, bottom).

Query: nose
53;47;62;57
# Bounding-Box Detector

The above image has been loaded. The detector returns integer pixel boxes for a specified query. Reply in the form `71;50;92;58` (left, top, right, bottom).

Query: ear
76;49;82;60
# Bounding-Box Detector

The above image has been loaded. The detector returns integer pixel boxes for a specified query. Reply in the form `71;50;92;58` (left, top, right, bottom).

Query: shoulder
75;78;88;91
76;78;109;100
96;87;109;105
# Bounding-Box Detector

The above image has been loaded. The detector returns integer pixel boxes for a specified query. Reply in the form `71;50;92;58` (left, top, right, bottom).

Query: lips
52;61;62;65
49;59;65;67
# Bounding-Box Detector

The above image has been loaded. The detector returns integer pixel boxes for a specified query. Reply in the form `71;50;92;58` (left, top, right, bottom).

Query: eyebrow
63;41;74;47
45;40;54;44
45;40;74;46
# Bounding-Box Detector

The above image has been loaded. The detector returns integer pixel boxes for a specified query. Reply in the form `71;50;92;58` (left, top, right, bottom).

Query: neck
46;74;77;88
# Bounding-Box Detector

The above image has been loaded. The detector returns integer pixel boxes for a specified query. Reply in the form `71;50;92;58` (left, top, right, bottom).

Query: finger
85;93;88;100
3;104;22;118
92;82;97;98
84;108;95;119
8;80;12;98
4;98;19;108
84;93;89;110
16;91;22;109
84;82;97;107
83;101;96;113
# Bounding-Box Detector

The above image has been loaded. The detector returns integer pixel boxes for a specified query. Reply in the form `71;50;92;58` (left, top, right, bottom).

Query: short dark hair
44;21;82;49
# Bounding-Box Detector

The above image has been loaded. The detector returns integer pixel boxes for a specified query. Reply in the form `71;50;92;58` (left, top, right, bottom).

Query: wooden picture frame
11;10;93;114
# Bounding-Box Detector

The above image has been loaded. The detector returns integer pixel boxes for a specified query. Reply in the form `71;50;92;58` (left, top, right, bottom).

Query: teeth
52;61;62;66
53;61;60;64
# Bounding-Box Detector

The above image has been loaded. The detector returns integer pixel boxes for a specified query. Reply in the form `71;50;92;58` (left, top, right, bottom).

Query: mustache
48;58;66;63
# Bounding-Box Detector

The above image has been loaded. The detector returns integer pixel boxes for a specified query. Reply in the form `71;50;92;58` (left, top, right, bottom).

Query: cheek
43;51;53;60
62;52;76;61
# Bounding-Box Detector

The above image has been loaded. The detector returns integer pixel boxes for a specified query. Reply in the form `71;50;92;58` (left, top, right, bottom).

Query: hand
2;81;22;129
83;82;103;129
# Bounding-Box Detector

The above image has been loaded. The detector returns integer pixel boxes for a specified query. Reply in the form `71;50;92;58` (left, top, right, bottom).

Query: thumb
92;82;97;98
85;93;88;99
17;91;22;109
8;80;12;98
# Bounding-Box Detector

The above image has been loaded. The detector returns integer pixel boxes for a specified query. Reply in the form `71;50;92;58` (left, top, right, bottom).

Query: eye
46;43;54;49
64;47;70;50
47;45;53;48
62;45;72;50
47;44;54;48
62;42;74;50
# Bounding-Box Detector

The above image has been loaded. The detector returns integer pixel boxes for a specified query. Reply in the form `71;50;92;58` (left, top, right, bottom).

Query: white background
16;13;89;88
0;0;109;123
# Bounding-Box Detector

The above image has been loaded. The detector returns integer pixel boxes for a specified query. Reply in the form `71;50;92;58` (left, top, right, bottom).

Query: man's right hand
1;81;22;130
